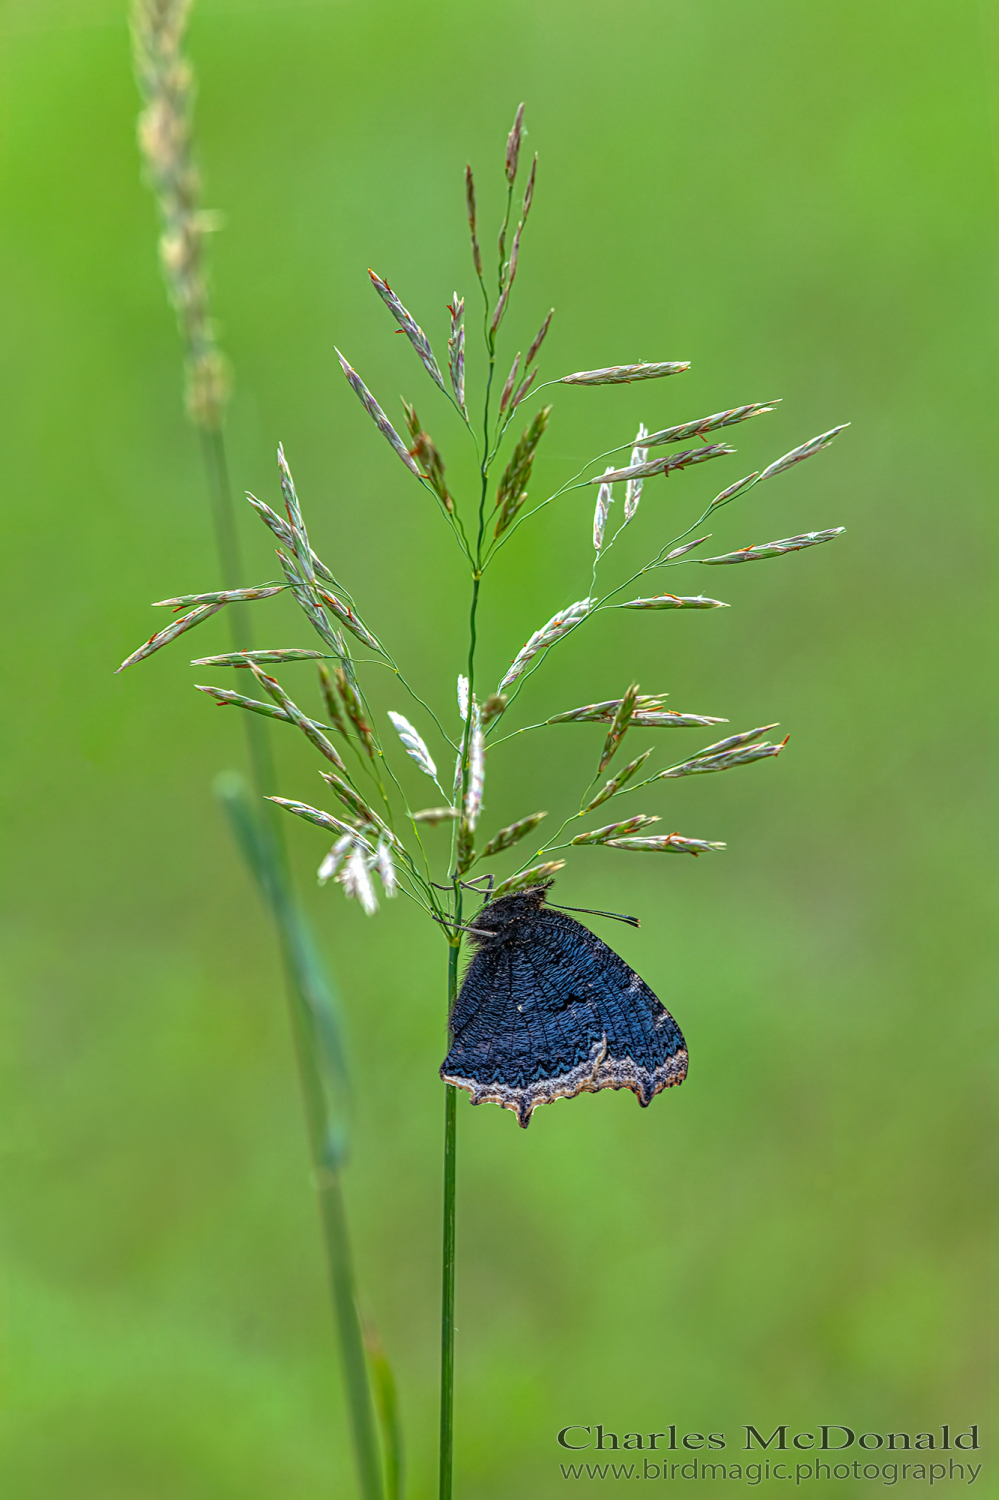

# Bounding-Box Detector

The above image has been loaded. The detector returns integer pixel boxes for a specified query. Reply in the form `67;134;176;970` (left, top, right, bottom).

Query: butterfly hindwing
441;888;687;1127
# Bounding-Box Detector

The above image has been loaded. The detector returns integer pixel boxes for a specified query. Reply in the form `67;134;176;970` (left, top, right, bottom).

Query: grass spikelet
623;423;649;522
493;405;551;538
246;494;338;582
117;600;224;671
317;587;382;652
481;693;508;726
387;711;438;779
369;269;447;394
481;812;547;857
665;536;711;560
642;402;778;448
709;474;759;509
191;648;326;666
402;402;453;512
318;663;350;740
465;165;482;277
757;424;849;481
491;861;565;899
268;797;358;838
505;102;525;184
592;443;733;485
499;353;521;413
497;596;593;691
276;551;347;658
320;771;384;827
561;362;690;385
340;844;379;915
598;682;638;773
411;807;458;825
546;694;669;724
583;751;652;811
456;818;475;876
658;738;787;778
605;832;726;855
336;348;422;478
464;705;485;829
447;296;467;416
277;444;314;583
249;663;346;770
373;842;398;899
687;725;778;757
570;814;659;845
153;584;285;608
336;668;378;758
526;309;553;366
630;710;727;728
592;467;615;552
491;219;522;332
698;529;846;564
618;594;728;610
318;834;353;886
195;682;328;731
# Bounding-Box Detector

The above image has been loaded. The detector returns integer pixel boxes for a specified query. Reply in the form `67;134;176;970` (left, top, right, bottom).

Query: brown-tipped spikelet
493;405;551;538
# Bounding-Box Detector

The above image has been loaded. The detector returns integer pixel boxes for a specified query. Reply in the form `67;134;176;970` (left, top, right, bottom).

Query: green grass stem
219;774;382;1500
438;938;462;1500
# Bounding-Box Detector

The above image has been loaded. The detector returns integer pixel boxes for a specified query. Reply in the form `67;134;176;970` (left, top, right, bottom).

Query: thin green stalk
438;935;462;1500
219;775;382;1500
201;419;383;1497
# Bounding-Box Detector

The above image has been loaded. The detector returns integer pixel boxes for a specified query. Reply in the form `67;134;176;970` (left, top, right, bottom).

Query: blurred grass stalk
129;4;387;1497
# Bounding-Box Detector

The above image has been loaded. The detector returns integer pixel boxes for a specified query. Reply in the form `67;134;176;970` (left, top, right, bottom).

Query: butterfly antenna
548;903;640;928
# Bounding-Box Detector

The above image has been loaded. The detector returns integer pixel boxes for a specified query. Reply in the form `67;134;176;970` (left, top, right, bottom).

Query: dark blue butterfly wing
441;908;687;1127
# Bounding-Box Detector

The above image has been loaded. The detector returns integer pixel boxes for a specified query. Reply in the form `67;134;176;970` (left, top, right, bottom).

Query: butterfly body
440;883;687;1127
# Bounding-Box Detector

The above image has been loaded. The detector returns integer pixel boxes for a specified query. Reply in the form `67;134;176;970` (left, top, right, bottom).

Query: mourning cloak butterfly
440;881;687;1128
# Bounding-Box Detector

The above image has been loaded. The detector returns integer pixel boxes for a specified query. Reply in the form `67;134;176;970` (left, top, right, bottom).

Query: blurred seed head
130;0;229;429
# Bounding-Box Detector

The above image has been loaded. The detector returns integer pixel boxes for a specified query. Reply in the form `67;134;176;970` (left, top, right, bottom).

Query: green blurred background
0;0;991;1495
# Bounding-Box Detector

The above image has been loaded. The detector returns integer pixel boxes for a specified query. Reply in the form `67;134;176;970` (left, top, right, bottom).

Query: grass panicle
122;96;846;1500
